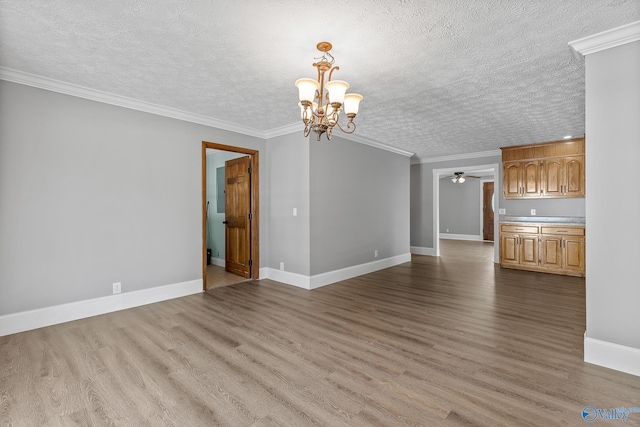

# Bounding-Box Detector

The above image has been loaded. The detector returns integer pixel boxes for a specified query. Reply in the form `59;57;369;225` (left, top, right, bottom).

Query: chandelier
295;42;363;140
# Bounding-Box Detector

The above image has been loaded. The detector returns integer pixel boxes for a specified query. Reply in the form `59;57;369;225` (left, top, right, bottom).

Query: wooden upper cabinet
502;138;585;199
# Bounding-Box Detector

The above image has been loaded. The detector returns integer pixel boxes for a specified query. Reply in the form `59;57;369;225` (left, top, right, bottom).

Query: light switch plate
498;208;506;215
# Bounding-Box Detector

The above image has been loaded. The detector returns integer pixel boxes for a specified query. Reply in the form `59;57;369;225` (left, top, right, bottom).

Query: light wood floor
2;241;639;426
206;264;249;290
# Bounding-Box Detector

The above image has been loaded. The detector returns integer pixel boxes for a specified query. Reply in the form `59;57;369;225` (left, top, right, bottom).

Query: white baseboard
440;233;483;241
208;257;225;267
0;279;203;337
411;246;436;256
264;268;311;289
263;252;412;290
584;334;640;377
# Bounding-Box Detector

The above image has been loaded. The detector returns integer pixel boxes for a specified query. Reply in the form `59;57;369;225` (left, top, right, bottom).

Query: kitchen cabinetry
501;138;585;199
500;224;539;267
499;222;585;277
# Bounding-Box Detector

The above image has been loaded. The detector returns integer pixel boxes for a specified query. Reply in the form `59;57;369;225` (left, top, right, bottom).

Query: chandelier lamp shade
295;42;363;140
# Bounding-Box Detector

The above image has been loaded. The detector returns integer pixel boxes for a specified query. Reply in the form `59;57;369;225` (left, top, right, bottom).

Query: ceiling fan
441;172;481;183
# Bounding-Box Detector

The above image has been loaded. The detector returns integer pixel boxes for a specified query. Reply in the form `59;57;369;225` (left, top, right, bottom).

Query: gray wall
411;155;501;249
309;136;410;275
205;150;245;261
411;154;586;250
0;81;266;315
266;132;311;276
439;178;482;235
585;41;640;349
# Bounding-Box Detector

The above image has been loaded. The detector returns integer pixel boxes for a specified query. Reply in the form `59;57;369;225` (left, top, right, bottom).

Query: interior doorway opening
433;163;500;262
202;141;259;290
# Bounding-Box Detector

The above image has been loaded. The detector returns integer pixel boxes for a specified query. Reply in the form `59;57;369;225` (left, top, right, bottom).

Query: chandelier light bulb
343;93;363;115
295;78;320;103
325;80;349;104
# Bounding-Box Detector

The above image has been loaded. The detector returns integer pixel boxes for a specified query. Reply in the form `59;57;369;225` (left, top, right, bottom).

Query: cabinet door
563;236;585;274
522;161;542;198
500;233;520;266
503;162;521;198
540;236;562;269
564;155;585;197
519;234;539;266
542;158;563;197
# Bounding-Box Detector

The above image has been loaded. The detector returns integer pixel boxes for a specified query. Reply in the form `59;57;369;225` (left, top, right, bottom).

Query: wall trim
569;20;640;56
440;233;483;241
584;334;640;377
209;257;225;268
337;133;415;157
411;246;437;256
0;279;203;337
0;67;267;139
263;252;411;290
0;67;414;158
412;149;501;164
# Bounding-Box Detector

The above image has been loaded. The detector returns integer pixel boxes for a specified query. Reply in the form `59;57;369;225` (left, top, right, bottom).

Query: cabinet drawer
541;227;585;236
500;224;539;233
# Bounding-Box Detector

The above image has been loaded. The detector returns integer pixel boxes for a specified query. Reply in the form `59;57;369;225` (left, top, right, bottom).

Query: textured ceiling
1;1;638;160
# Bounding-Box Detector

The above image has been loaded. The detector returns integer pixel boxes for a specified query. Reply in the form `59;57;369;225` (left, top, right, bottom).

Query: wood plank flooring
2;240;639;426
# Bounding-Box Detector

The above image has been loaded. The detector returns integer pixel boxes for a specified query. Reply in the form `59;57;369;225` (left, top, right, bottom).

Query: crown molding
263;122;302;139
569;20;640;56
0;67;267;139
412;149;501;164
1;66;416;157
337;132;415;157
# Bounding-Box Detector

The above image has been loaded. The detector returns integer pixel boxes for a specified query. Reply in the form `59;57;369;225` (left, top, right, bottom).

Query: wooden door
564;155;585;197
522;161;541;197
563;236;585;274
225;156;252;278
503;162;521;198
519;234;539;266
482;182;494;241
540;235;562;269
500;233;520;266
542;158;563;197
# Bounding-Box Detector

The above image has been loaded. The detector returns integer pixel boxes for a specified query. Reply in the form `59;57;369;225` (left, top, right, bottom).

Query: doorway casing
433;163;500;262
202;141;260;290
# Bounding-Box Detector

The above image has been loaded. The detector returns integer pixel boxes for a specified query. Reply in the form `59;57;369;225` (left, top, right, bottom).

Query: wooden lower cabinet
500;223;585;277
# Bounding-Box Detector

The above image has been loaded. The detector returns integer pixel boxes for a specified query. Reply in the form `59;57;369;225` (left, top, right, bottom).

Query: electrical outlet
499;208;506;215
112;282;121;294
446;228;449;233
374;250;379;258
531;209;536;216
280;262;285;271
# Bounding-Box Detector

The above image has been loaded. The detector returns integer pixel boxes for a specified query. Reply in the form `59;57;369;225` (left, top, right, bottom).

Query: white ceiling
1;1;638;160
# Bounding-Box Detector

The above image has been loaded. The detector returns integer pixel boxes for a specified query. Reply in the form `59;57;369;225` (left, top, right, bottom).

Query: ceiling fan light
459;176;466;183
451;177;457;183
343;93;363;115
325;80;349;104
295;78;320;102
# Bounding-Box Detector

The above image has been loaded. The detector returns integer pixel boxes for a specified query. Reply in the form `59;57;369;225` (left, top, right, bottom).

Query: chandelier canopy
295;42;363;141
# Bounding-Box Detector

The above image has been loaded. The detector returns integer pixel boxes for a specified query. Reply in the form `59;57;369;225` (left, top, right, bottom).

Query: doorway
433;163;499;262
482;180;495;241
202;141;259;290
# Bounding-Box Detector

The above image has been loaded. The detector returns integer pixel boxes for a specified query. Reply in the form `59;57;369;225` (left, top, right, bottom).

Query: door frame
202;141;260;290
433;163;500;262
480;178;495;241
